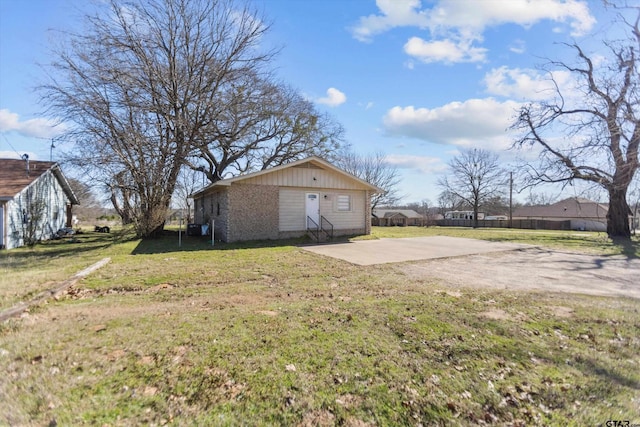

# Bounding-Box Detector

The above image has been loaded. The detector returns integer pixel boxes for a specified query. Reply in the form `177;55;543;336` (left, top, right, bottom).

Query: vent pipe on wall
21;153;29;176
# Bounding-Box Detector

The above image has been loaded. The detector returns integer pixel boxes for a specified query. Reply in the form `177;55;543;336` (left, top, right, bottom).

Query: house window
336;195;351;212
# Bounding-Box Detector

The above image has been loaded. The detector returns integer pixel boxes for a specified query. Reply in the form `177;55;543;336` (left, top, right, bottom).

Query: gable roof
372;208;423;219
0;158;79;204
513;197;608;219
191;156;384;198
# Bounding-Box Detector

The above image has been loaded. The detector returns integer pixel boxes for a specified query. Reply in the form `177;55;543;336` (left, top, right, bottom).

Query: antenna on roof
21;153;30;176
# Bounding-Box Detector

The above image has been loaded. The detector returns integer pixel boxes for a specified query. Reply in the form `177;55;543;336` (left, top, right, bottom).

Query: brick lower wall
228;184;279;242
196;190;229;241
365;190;372;235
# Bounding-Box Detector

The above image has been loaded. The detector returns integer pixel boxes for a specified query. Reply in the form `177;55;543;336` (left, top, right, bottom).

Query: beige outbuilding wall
241;164;365;190
278;187;367;234
191;157;379;243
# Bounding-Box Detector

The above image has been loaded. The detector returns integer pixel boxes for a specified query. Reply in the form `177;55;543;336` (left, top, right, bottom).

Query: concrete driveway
302;236;640;299
301;236;531;266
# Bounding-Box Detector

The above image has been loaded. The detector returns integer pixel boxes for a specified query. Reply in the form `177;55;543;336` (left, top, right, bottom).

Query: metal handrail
307;216;320;243
320;216;333;240
307;216;319;231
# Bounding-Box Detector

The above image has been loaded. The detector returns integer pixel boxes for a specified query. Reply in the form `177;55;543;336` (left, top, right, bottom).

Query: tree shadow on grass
611;237;640;260
0;232;130;270
130;230;311;255
578;357;640;390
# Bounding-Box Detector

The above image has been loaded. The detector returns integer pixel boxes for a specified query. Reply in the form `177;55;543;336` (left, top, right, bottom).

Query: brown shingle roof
0;158;78;204
513;197;608;219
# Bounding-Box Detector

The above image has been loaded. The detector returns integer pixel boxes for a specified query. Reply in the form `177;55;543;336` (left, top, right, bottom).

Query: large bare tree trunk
607;188;631;238
41;0;294;239
512;8;640;241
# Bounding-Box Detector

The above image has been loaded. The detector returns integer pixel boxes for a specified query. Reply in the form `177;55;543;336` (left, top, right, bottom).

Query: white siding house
191;156;382;243
0;158;79;249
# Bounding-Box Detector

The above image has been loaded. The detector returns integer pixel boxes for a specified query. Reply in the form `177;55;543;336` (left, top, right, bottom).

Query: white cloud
483;66;573;101
350;0;429;42
0;151;21;159
351;0;595;64
317;88;347;107
509;39;526;54
359;101;374;110
0;150;38;160
424;0;595;37
0;109;64;139
353;0;595;39
385;154;447;174
383;98;522;151
404;36;487;64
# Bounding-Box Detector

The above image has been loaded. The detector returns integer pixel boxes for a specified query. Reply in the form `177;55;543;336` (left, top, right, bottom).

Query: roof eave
52;165;80;205
189;181;231;199
190;156;384;197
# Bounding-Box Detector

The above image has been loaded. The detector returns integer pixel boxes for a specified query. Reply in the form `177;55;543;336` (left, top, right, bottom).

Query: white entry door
305;193;320;227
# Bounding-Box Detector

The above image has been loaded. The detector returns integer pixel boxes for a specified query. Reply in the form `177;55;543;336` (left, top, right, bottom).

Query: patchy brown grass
1;229;639;426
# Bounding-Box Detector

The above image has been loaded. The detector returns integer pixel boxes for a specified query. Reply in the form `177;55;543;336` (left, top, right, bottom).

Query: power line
1;133;59;161
0;133;24;159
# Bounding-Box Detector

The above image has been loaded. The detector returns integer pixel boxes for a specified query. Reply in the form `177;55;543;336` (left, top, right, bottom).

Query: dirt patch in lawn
402;247;639;299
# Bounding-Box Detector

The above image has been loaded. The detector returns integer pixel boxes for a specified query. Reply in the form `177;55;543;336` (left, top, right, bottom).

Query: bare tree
189;80;344;182
20;192;46;247
67;178;103;223
511;7;640;240
404;199;435;225
42;0;278;237
437;190;466;215
524;191;560;206
630;180;640;233
172;167;204;222
437;149;505;228
335;151;402;210
482;195;511;215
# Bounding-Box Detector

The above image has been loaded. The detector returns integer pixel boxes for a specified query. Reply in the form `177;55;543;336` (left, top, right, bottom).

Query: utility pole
509;171;513;228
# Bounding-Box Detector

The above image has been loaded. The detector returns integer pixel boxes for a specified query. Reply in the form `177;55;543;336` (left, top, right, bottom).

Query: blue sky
0;0;620;204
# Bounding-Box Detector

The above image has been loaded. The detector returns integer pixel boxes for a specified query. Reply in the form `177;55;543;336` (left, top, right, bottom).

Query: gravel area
401;247;639;299
303;236;639;299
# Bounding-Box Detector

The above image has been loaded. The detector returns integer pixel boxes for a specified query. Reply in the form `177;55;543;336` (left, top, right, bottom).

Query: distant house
1;158;79;249
372;209;424;226
512;197;608;231
444;210;485;220
190;156;382;242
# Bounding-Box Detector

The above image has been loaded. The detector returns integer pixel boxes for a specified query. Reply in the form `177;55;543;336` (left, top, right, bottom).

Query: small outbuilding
190;156;382;243
0;158;79;249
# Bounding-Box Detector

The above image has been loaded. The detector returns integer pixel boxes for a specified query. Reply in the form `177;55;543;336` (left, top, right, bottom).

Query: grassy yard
1;227;639;426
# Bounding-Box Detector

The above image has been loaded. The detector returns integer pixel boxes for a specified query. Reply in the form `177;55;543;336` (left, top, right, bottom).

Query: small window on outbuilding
336;195;351;212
